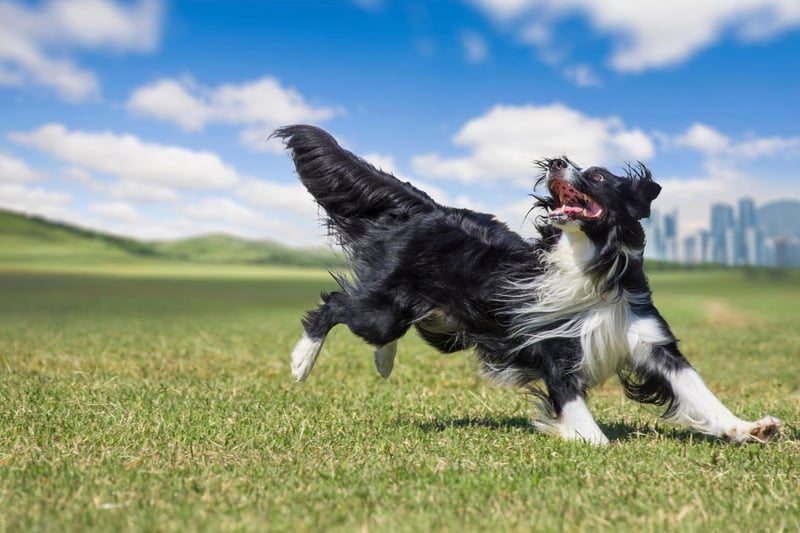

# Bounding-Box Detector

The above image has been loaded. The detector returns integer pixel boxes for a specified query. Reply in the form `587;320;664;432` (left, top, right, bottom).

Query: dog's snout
549;158;567;171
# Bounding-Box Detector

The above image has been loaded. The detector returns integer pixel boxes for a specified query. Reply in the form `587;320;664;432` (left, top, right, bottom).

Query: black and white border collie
275;124;780;445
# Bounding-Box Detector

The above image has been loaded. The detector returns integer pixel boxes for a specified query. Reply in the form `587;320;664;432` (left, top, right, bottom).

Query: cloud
411;102;654;185
3;124;331;245
0;153;44;182
9;123;241;189
126;75;341;151
0;183;71;216
89;201;145;224
673;122;800;159
235;179;318;218
175;196;325;245
461;30;489;63
563;64;602;88
0;0;163;100
468;0;800;72
674;123;731;154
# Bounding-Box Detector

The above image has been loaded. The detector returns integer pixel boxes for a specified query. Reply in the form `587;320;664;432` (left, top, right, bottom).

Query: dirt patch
703;299;757;328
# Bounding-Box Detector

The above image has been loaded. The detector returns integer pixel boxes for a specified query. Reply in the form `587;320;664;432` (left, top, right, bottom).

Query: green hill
0;209;344;269
151;233;345;267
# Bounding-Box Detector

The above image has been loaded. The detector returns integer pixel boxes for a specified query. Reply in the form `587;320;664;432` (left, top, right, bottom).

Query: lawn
0;267;798;531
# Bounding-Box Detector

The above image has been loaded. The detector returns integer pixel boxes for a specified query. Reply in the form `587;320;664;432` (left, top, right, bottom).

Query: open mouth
548;179;603;222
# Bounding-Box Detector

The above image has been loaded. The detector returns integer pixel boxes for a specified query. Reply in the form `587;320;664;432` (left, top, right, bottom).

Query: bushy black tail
274;125;438;244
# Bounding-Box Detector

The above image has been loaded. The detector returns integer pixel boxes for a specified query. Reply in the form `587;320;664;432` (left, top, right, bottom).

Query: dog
275;124;780;445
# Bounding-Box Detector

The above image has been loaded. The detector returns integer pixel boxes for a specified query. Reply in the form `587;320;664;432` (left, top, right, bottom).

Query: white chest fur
544;231;644;387
578;300;632;387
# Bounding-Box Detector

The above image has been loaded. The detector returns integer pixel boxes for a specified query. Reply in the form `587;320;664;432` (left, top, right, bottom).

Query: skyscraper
737;197;760;265
710;203;735;265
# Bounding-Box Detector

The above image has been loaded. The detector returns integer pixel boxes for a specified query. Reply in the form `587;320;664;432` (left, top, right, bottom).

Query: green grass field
1;264;798;532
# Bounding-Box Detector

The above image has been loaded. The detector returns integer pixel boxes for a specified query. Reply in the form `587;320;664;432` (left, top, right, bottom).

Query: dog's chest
579;300;632;387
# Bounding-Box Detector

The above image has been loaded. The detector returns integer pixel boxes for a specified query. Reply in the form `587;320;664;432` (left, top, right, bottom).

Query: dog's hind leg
292;290;411;382
374;340;398;379
291;291;347;382
291;333;325;382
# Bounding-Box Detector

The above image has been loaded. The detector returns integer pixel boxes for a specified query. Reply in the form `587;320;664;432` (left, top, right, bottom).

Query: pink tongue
586;202;602;217
564;206;583;215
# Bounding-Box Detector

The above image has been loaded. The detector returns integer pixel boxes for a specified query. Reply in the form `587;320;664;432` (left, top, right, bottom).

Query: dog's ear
629;164;661;219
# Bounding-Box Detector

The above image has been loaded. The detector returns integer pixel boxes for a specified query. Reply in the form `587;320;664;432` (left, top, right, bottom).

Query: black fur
275;124;692;423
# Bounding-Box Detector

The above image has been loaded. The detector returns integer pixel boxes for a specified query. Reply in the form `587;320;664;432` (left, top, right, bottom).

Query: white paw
729;415;781;443
374;341;397;379
290;334;323;382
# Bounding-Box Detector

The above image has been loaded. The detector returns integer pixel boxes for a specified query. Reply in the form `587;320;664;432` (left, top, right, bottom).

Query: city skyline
644;196;800;267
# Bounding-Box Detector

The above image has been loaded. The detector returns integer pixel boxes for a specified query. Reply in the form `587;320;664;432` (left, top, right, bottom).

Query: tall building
737;197;760;265
642;208;664;259
663;210;678;262
683;235;698;264
710;203;735;265
699;230;712;263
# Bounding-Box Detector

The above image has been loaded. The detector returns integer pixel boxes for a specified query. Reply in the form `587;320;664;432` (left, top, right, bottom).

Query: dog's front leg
540;394;610;445
627;315;781;442
662;365;780;442
535;368;609;445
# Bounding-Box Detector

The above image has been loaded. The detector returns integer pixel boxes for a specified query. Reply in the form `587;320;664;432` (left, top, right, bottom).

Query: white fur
291;333;324;382
505;230;647;387
626;315;671;370
535;396;609;445
665;367;781;441
578;301;630;387
374;340;398;379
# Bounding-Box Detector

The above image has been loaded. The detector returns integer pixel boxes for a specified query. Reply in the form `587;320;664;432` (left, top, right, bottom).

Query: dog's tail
274;125;438;244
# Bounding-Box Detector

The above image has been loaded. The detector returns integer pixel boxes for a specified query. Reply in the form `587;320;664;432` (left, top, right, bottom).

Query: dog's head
536;157;661;234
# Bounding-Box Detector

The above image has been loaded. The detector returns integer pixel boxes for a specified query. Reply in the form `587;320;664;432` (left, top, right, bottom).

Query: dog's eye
592;174;605;182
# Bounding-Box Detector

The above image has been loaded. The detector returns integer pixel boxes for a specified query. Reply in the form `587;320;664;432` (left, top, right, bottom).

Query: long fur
275;124;781;445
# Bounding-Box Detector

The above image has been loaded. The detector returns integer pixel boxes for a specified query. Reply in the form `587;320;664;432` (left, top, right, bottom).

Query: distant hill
150;234;346;267
0;209;345;268
758;200;800;239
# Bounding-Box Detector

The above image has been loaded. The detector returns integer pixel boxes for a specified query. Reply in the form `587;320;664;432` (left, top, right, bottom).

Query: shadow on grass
406;416;798;444
409;415;536;433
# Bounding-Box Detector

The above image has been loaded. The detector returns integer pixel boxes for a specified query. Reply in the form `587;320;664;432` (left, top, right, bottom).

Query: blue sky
1;0;799;248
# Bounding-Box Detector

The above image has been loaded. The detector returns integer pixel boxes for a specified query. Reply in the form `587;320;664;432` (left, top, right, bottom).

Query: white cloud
9;123;241;189
461;30;489;63
126;75;341;150
89;200;145;224
674;123;731;154
0;0;163;100
673;122;800;159
411;103;654;185
361;152;404;177
0;183;71;216
354;151;450;205
0;153;43;182
469;0;800;72
175;196;324;245
563;64;602;88
235;179;318;218
180;197;262;226
61;164;179;202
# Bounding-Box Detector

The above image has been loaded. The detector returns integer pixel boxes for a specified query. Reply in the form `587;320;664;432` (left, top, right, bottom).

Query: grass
0;267;798;532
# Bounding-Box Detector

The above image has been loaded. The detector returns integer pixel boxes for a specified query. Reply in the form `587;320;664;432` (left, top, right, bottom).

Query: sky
1;0;800;248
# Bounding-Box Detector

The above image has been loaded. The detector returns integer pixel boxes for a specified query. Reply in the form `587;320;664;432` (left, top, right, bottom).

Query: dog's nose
549;158;567;171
